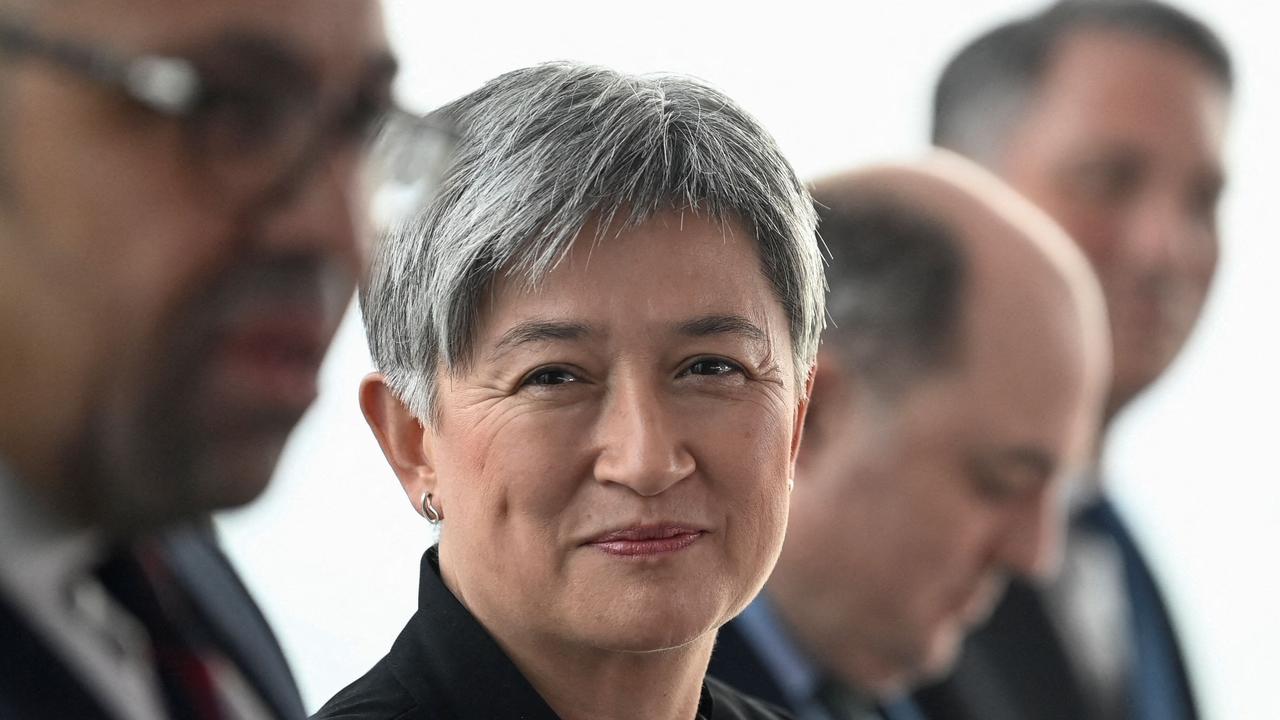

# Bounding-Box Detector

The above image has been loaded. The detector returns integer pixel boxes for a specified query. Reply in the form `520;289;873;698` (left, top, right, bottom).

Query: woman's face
430;211;807;655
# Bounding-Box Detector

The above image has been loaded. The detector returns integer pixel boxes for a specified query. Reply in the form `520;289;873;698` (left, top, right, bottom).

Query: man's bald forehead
809;152;1108;398
816;152;1092;285
812;154;1005;240
810;160;970;395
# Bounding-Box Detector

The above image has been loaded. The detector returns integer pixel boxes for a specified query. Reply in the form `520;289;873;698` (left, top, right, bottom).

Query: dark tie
815;677;881;720
95;542;225;720
1076;499;1191;720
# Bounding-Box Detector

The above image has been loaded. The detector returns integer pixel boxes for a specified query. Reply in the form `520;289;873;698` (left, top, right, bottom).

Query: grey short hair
933;0;1233;165
363;61;824;419
813;189;967;398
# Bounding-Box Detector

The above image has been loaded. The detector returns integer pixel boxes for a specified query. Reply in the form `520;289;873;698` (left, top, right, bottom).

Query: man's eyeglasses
0;19;454;219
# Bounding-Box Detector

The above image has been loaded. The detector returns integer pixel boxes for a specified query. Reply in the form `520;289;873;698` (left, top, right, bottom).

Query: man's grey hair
933;0;1233;165
813;189;967;398
363;61;824;419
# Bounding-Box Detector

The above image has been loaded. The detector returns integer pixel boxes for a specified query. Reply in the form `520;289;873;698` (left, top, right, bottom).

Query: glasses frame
0;19;203;116
0;18;456;220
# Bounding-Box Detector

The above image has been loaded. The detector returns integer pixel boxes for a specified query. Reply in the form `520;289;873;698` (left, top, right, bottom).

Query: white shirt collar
0;456;103;606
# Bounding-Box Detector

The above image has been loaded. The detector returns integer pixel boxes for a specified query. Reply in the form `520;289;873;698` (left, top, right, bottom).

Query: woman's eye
523;368;578;387
686;359;742;377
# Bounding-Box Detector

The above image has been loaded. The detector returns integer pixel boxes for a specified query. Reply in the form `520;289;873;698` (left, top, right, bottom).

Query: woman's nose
591;381;696;496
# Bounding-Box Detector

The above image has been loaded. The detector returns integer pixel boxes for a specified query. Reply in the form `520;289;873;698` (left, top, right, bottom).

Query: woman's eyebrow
677;314;768;347
484;314;768;362
487;320;595;361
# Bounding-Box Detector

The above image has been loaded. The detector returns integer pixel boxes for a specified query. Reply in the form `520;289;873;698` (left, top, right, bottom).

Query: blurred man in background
0;2;412;717
708;153;1111;720
918;2;1232;719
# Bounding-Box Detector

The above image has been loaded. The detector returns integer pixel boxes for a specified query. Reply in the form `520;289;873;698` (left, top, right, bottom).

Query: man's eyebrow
183;31;318;94
487;320;595;360
992;446;1057;484
676;314;768;345
185;33;398;97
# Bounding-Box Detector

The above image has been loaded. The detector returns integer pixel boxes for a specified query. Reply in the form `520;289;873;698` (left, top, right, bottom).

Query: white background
216;1;1279;716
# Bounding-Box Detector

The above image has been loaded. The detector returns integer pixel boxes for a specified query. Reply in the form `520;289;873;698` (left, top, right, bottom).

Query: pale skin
768;154;1111;697
362;211;812;720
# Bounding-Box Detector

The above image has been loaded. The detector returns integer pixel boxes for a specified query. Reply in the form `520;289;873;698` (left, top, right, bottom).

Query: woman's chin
571;598;726;654
588;622;716;655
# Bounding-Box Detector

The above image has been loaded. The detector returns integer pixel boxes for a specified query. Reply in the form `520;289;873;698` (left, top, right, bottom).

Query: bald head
767;152;1110;695
811;150;1107;402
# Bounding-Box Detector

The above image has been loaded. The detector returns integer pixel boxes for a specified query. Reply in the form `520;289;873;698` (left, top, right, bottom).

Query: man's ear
359;373;437;517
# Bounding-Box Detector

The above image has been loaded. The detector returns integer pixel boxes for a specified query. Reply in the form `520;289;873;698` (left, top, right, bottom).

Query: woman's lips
587;525;706;557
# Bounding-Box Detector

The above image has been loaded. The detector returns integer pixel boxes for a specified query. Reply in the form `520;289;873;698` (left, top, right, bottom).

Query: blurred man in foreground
0;2;412;717
708;152;1111;720
919;2;1232;718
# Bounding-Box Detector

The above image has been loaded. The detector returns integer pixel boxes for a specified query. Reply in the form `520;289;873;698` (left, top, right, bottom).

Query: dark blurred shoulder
706;675;795;720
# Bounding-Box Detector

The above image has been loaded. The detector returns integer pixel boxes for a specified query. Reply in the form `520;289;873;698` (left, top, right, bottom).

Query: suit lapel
160;524;306;720
1089;502;1198;720
0;590;115;720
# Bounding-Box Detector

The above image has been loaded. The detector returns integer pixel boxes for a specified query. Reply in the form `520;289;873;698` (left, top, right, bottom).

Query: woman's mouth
587;524;707;557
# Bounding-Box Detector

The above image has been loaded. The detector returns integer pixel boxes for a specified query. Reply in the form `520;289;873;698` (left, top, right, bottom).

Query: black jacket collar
318;546;789;720
389;546;561;719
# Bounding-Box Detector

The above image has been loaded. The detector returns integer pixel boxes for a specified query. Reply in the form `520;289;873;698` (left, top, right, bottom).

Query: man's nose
1122;190;1217;271
591;380;696;497
995;489;1065;581
251;146;366;273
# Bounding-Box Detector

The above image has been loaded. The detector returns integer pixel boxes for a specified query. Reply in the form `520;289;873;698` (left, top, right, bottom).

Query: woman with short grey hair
316;61;825;720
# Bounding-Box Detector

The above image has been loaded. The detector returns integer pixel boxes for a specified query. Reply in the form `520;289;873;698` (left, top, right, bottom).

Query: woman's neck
502;629;715;720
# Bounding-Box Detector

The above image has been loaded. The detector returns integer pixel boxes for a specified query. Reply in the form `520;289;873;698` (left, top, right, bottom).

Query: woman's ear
789;363;817;470
359;373;437;517
795;349;855;469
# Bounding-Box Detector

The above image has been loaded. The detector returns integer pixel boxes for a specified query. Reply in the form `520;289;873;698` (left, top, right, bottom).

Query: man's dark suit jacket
913;502;1198;720
710;618;906;720
0;523;306;720
708;619;792;710
316;546;792;720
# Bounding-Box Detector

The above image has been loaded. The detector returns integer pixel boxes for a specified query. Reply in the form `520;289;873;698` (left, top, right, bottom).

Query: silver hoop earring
420;491;442;524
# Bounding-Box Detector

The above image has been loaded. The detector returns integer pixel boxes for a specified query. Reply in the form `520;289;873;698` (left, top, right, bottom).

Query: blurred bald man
918;3;1232;719
0;1;441;718
707;153;1110;720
